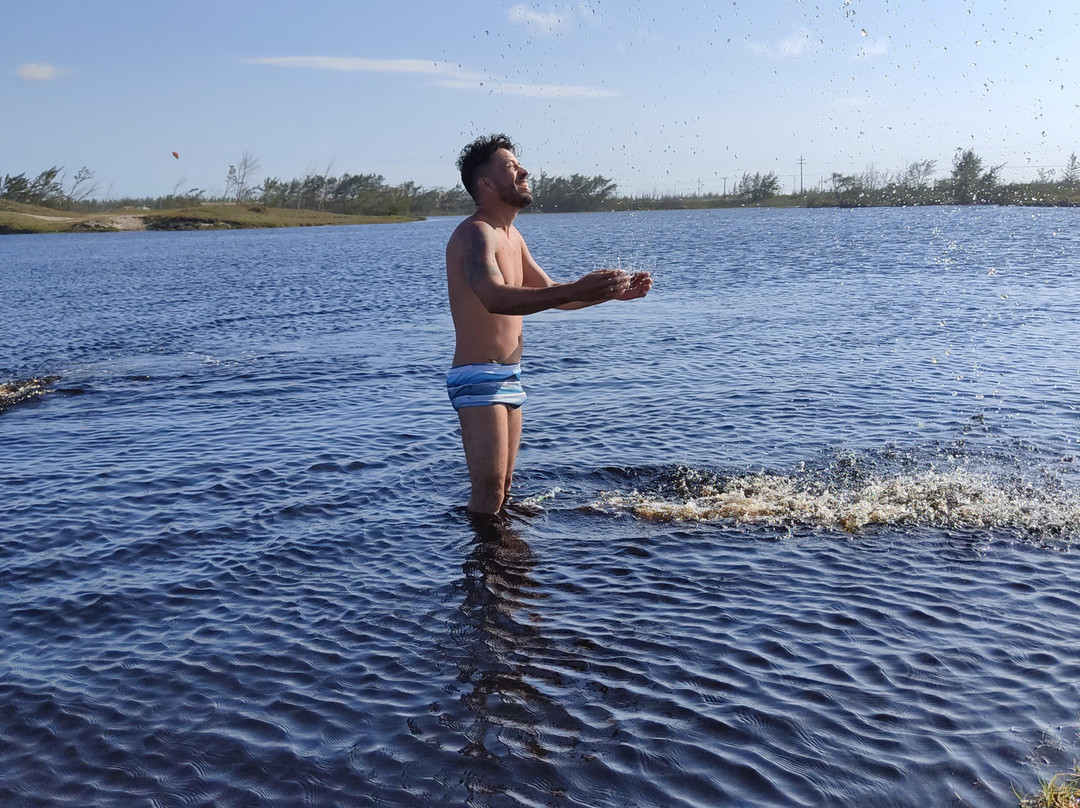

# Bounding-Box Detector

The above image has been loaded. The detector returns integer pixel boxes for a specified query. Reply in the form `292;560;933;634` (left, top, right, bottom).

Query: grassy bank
1020;766;1080;808
0;200;420;234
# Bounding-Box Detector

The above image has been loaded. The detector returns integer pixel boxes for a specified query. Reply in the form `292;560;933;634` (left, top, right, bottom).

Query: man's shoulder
449;214;489;241
449;214;521;250
447;215;477;253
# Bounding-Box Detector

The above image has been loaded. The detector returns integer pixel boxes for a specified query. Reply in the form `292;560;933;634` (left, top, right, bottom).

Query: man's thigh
458;405;512;475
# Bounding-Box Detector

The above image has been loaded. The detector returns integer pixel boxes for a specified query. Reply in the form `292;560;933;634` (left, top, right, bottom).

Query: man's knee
468;478;506;514
458;404;516;513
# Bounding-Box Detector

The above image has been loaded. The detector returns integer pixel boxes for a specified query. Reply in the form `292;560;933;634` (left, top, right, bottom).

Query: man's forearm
480;282;582;315
556;299;604;310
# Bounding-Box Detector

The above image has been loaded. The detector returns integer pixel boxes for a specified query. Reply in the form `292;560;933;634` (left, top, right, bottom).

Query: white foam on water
0;376;60;410
511;487;565;514
593;467;1080;536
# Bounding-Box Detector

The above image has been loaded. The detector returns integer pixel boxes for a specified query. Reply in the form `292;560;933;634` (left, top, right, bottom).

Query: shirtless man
446;134;652;514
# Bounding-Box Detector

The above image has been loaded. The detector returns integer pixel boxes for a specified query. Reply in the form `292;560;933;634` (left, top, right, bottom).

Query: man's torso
446;215;526;366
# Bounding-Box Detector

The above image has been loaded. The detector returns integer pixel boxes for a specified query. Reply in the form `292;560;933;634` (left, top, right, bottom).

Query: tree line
618;149;1080;210
0;165;100;210
4;147;1079;215
810;149;1080;208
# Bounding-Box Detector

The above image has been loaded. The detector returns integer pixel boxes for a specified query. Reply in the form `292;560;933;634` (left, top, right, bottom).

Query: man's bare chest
494;244;524;285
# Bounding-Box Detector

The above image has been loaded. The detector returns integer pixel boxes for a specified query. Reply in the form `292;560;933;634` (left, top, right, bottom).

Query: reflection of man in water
446;134;652;514
456;516;547;760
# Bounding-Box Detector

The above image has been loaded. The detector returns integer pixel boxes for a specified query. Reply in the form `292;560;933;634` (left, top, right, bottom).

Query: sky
4;0;1079;199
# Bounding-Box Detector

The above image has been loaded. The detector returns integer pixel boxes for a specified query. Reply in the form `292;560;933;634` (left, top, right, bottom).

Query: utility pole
798;156;806;194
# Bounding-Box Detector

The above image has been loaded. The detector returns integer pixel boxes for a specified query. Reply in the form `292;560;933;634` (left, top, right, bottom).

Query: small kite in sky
172;151;179;159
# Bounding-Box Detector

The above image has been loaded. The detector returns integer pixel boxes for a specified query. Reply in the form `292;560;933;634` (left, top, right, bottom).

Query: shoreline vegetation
0;199;418;235
3;148;1079;235
1019;766;1080;808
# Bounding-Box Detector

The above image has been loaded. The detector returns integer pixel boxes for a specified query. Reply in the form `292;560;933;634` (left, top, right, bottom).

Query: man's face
484;148;532;208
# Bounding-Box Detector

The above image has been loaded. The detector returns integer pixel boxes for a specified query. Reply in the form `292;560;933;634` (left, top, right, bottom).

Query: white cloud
746;29;814;59
247;55;618;99
780;29;812;57
246;56;484;81
853;37;890;60
17;62;67;81
438;79;618;98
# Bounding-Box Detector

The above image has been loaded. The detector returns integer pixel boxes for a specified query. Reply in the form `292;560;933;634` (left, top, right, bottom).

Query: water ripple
4;210;1080;806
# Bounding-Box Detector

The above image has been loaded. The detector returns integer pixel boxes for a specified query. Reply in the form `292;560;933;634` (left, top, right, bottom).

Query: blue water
2;207;1080;807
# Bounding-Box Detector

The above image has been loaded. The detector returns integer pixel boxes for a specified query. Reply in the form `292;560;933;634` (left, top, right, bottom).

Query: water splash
591;461;1080;538
515;487;564;509
0;376;60;412
592;255;656;277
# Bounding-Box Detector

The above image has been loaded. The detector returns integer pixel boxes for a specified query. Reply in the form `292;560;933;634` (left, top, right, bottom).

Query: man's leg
458;404;514;514
503;404;522;502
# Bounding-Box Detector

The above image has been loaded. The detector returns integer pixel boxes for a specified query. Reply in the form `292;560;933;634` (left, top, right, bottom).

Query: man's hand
615;271;652;301
571;269;633;302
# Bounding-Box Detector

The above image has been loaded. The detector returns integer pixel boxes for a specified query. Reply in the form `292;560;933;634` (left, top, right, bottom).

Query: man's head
457;134;532;208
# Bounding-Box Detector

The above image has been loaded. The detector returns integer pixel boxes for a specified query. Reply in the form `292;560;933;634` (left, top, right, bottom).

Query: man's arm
518;237;652;310
464;222;630;315
555;271;652;309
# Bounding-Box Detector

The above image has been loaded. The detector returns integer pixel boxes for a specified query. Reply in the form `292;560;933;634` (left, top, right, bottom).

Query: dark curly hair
456;134;517;202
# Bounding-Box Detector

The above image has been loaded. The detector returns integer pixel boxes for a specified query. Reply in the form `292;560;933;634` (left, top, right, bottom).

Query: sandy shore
1;204;418;234
8;211;148;232
71;214;147;231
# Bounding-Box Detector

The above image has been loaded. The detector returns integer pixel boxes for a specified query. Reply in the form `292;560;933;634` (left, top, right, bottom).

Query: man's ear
476;175;493;193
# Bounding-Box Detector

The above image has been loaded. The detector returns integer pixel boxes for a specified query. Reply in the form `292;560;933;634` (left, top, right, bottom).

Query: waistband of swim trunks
447;362;522;381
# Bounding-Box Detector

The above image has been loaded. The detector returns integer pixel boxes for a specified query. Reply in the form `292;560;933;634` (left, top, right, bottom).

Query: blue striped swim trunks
446;362;527;411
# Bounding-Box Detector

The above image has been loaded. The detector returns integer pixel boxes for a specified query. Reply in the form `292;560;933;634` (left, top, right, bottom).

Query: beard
497;182;533;209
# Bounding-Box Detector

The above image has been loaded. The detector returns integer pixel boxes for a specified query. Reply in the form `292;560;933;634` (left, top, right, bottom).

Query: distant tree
309;160;337;211
949;148;1000;204
32;166;64;204
880;160;938;205
829;172;863;206
896;160;936;198
860;165;884;195
411;186;471;215
1063;152;1080;189
299;173;330;210
379;181;421;216
258;177;287;207
64;166;100;208
0;166;66;206
531;172;618;212
225;151;262;202
735;171;780;203
902;160;936;189
332;173;385;213
224;165;238;202
0;172;31;201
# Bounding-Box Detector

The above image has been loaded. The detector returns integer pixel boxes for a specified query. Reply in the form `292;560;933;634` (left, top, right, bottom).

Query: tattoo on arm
463;226;503;289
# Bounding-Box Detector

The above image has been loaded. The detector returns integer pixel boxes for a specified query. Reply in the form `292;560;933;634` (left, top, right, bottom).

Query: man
445;134;652;514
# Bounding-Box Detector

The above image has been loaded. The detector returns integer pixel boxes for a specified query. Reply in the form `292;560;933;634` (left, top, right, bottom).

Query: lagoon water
2;207;1080;807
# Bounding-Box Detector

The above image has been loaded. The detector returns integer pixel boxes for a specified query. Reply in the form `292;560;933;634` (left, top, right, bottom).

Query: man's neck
475;200;520;231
